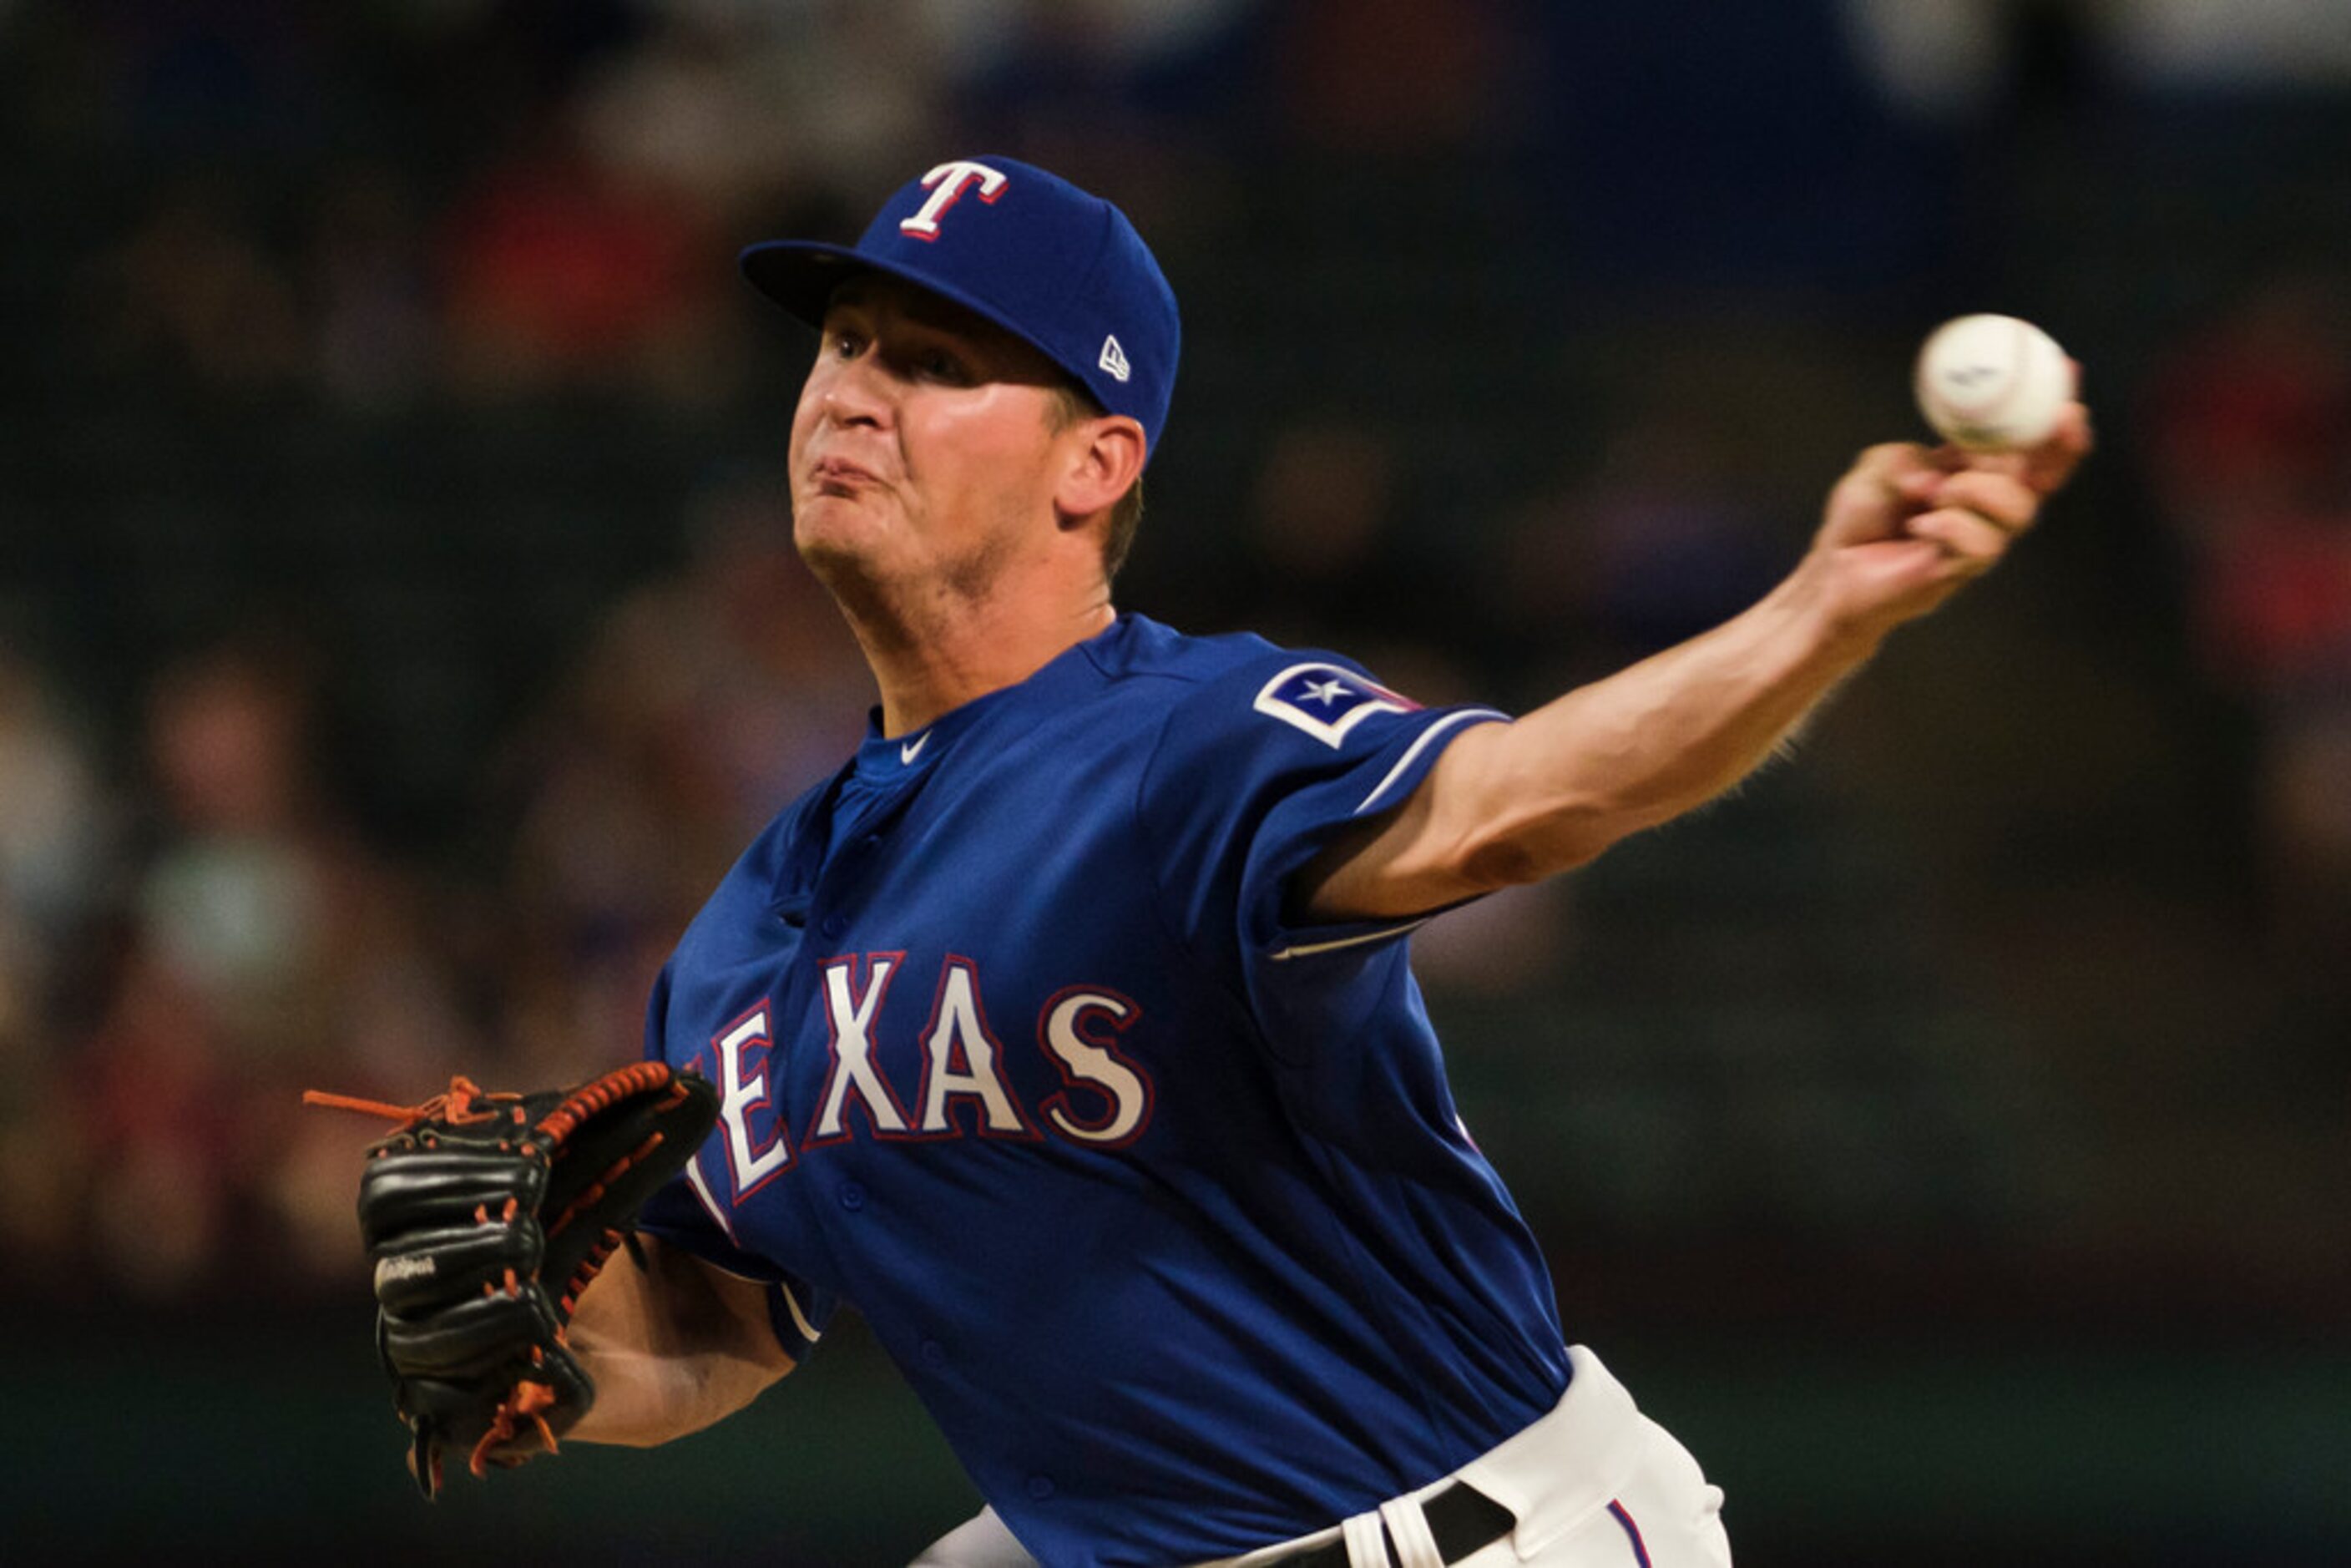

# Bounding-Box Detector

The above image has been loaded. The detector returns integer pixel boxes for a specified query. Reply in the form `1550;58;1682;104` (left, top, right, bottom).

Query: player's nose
816;350;892;429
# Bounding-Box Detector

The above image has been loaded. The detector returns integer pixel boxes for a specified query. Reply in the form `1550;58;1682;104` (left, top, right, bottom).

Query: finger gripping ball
1913;314;2070;452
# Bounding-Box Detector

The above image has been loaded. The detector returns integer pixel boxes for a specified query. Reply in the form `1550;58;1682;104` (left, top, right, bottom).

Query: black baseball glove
309;1063;720;1496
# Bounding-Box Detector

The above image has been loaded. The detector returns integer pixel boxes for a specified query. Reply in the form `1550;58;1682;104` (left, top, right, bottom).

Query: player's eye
915;347;970;384
828;327;867;359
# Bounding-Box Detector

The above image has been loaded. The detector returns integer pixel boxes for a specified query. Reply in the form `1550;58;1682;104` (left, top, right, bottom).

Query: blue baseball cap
741;157;1181;463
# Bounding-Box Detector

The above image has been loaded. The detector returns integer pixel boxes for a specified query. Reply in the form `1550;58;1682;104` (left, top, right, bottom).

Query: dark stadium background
2;3;2345;1563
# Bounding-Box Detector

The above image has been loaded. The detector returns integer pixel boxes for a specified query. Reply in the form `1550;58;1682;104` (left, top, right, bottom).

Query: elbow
1454;806;1617;889
1458;834;1547;889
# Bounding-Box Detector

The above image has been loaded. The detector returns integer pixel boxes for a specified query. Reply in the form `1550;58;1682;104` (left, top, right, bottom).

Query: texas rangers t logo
901;160;1009;241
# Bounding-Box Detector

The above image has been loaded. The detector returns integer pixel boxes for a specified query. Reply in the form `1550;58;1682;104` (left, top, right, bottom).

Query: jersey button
837;1181;866;1211
1024;1475;1055;1501
919;1339;947;1368
819;913;846;939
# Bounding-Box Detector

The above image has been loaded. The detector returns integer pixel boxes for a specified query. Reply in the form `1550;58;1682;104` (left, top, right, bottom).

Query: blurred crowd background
1;1;2347;1562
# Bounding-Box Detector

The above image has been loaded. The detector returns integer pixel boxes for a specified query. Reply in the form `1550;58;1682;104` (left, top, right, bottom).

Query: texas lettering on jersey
694;956;1155;1206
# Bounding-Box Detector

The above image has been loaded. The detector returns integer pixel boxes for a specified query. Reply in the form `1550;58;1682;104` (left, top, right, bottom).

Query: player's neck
840;582;1115;739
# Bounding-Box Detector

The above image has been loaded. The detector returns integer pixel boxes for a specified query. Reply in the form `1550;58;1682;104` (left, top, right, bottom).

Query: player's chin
793;493;887;555
794;507;908;590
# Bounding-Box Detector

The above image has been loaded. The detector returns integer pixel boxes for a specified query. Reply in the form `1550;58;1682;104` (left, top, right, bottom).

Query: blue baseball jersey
637;614;1570;1566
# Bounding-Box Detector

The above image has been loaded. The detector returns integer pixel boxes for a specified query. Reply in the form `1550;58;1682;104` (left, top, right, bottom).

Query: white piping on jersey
682;1151;741;1246
1351;709;1509;817
777;1280;824;1345
1268;918;1429;962
699;1257;827;1347
1270;711;1509;962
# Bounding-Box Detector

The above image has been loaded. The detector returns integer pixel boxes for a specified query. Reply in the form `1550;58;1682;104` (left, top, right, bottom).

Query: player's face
790;276;1074;603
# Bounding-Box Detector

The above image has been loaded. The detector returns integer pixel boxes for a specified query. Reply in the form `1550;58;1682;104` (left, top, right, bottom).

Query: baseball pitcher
332;156;2088;1567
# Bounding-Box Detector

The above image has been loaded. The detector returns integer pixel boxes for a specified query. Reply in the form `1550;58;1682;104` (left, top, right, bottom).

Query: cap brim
738;240;875;328
738;240;1081;402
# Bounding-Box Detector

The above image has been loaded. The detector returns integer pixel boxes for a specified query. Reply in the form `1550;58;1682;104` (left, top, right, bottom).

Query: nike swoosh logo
900;732;930;765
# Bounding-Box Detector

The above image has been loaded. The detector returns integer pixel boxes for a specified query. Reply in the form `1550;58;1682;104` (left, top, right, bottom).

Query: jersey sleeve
1138;650;1509;1004
633;959;838;1362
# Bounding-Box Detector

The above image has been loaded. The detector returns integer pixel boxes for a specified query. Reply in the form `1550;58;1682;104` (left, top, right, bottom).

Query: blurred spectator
0;1039;85;1287
0;653;119;984
94;175;307;392
77;942;243;1296
569;0;973;280
437;104;726;401
2143;275;2351;964
306;163;436;412
577;0;953;211
1844;0;2351;115
0;655;118;1291
2102;0;2351;91
949;0;1257;213
573;10;807;228
1839;0;2020;122
66;638;473;1295
2144;272;2350;621
1270;0;1529;153
135;641;336;1048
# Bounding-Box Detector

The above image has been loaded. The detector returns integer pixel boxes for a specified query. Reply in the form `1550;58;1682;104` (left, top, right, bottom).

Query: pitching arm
1298;414;2090;923
564;1233;798;1447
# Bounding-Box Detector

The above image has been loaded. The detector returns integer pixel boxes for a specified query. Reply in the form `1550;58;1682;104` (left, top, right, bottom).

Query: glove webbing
533;1060;680;1143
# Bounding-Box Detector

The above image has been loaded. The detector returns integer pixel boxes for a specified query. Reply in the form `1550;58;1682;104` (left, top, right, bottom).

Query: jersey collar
855;615;1142;777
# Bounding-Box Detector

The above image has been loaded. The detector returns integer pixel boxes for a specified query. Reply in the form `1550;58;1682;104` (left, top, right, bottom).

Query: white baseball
1913;314;2072;452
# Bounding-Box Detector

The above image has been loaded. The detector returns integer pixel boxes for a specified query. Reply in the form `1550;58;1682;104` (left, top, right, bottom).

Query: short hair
1048;382;1146;579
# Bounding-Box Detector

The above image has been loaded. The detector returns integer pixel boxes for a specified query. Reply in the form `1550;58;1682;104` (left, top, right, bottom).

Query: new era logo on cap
738;155;1181;463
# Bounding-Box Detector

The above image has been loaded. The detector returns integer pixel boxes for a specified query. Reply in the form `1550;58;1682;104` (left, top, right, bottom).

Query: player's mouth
808;457;882;497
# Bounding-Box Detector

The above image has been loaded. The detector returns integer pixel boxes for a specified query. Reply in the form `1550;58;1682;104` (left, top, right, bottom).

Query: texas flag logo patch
1252;662;1420;747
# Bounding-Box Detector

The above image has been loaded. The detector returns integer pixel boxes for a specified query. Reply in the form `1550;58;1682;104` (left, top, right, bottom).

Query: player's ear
1054;415;1145;526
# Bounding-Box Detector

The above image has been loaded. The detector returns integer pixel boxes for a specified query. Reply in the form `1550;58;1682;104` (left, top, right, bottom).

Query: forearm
1458;559;1878;878
564;1234;794;1448
1304;561;1879;920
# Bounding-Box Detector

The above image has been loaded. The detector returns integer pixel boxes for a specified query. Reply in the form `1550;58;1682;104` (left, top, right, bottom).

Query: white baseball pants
909;1345;1731;1568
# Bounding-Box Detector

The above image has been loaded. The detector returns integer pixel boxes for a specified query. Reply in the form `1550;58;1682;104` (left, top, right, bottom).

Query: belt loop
1340;1511;1388;1568
1376;1496;1443;1568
